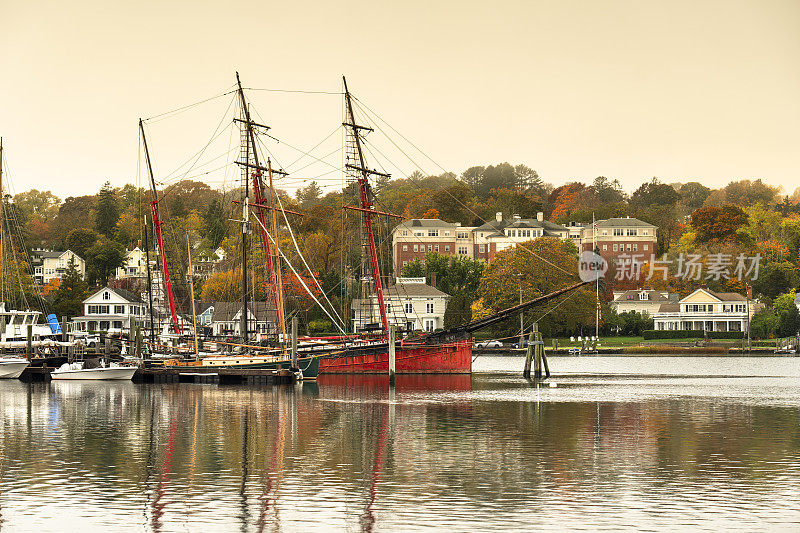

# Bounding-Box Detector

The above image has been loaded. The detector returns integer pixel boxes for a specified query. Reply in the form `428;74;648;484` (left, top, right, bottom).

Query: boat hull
0;359;30;379
51;367;137;381
318;340;472;374
174;355;320;379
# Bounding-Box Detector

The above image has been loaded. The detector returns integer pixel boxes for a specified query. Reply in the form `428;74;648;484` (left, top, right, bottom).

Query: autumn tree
476;238;594;337
678;182;711;210
690;205;748;243
66;228;99;259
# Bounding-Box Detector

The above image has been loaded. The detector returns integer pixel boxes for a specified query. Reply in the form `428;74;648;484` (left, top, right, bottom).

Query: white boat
0;357;30;379
51;362;137;381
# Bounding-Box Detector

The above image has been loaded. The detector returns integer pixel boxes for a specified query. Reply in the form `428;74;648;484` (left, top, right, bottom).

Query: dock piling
388;325;396;384
291;316;298;369
26;325;33;361
523;327;535;378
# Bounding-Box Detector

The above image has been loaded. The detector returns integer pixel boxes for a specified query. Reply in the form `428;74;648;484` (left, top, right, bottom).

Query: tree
593;176;626;204
690;205;748;243
95;182;120;238
750;308;778;339
724;179;779;206
774;292;800;337
296;181;323;207
66;228;99;258
678;182;711;210
85;238;126;285
202;198;227;249
630;178;679;209
50;258;89;318
476;238;595;337
752;262;798;300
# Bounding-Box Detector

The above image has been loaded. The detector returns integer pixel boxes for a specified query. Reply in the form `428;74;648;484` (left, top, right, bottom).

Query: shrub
642;330;745;340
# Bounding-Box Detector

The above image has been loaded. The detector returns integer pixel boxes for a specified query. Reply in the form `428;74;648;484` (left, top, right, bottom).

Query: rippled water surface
1;356;800;531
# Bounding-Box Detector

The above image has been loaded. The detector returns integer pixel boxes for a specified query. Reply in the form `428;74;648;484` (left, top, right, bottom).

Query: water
1;356;800;532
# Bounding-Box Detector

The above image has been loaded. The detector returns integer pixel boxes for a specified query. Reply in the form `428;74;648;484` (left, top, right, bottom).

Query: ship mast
0;137;4;306
235;73;287;349
342;77;395;333
139;119;181;335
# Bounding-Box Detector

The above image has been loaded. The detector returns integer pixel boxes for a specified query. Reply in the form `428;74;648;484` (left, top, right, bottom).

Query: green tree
85;238;126;285
95;182;119;238
66;228;99;259
630;178;679;209
774;291;800;337
678;182;711;210
202;198;227;249
752;262;798;300
51;258;89;318
296;181;323;207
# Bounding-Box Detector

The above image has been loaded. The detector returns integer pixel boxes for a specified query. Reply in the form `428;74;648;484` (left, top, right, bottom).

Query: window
627;229;637;236
602;245;607;251
643;230;649;235
444;245;450;252
402;261;408;267
402;230;408;236
435;244;439;252
458;246;468;255
613;229;624;236
426;302;434;314
644;244;649;251
413;244;418;252
457;232;468;239
427;244;433;252
114;305;125;314
602;230;608;236
613;244;618;252
444;231;450;236
639;292;649;300
402;245;408;251
479;244;486;253
404;302;413;314
428;230;439;237
633;243;638;251
385;303;392;313
415;231;424;237
735;304;746;312
103;292;110;300
626;244;632;251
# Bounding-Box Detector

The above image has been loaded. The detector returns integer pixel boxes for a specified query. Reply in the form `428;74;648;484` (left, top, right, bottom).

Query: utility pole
518;272;524;347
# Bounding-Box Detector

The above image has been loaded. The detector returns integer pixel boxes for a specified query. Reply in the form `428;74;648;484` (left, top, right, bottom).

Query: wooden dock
20;365;296;385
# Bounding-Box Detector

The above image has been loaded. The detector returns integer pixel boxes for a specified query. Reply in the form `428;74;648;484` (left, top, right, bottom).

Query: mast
236;73;251;344
0;137;3;306
235;73;288;348
342;77;390;332
139;119;180;335
143;215;156;349
187;234;199;360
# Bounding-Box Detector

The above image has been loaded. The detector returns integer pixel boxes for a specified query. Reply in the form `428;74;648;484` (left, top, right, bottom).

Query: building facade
391;212;570;274
210;301;277;339
31;249;85;284
653;288;754;332
577;217;658;264
352;277;450;333
72;287;149;333
115;247;148;279
610;289;677;315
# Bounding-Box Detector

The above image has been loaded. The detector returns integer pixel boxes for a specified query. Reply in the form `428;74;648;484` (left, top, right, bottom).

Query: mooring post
61;316;68;343
26;324;33;361
0;315;7;355
291;316;298;369
541;330;550;379
135;323;142;358
388;325;396;384
533;323;543;379
523;327;535;378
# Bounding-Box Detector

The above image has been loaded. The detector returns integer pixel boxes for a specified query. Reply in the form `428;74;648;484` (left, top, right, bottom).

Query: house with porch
352;277;450;334
653;288;754;332
72;287;150;333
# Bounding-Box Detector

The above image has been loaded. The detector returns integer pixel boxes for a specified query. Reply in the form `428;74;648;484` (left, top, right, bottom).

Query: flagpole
594;213;599;341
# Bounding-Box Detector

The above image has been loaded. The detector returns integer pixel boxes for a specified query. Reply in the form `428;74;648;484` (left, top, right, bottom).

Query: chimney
513;214;521;220
495;212;503;222
430;271;437;288
537;211;544;222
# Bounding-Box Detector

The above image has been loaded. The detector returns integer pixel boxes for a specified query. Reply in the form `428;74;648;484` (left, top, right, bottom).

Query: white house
653;288;754;332
72;287;150;333
210;301;277;339
610;289;677;316
115;247;148;279
31;249;85;284
352;277;450;333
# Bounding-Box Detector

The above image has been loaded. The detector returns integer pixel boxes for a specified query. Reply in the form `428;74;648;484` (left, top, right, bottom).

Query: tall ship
139;75;589;377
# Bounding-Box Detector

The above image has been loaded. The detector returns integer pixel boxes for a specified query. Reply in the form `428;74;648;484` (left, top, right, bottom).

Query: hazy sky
1;0;798;199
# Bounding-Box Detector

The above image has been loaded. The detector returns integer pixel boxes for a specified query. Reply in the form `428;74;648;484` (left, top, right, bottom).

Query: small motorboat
0;357;30;379
51;358;137;381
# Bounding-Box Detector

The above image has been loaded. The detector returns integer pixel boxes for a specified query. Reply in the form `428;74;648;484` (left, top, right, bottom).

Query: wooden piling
26;324;33;361
388;325;396;384
533;323;542;379
291;316;298;369
523;328;535;378
134;323;142;358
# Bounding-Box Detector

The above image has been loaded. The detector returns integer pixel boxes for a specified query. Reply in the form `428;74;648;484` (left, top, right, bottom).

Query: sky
1;0;798;199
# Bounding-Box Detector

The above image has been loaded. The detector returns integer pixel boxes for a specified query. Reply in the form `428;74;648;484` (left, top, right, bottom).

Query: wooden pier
19;365;296;385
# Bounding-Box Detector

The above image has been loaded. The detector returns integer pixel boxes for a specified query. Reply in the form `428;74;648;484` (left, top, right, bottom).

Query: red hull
318;340;472;374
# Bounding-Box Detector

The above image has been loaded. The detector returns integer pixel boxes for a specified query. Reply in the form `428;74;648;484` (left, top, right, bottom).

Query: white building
72;287;150;333
653;288;754;332
115;247;148;279
31;249;85;284
610;289;677;316
210;301;277;339
352;277;450;333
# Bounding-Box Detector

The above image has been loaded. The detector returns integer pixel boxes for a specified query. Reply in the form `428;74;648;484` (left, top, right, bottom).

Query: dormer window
639;292;649;300
103;292;110;300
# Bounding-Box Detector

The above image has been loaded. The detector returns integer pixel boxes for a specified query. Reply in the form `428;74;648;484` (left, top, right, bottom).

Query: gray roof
402;219;455;228
613;290;676;303
211;301;277;322
657;303;681;313
110;287;143;303
706;290;746;302
596;217;655;228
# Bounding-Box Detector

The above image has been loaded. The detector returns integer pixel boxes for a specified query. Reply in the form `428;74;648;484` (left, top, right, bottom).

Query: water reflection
0;368;799;531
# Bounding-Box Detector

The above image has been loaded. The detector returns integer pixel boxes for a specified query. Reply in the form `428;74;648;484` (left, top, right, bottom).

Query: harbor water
1;356;800;531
